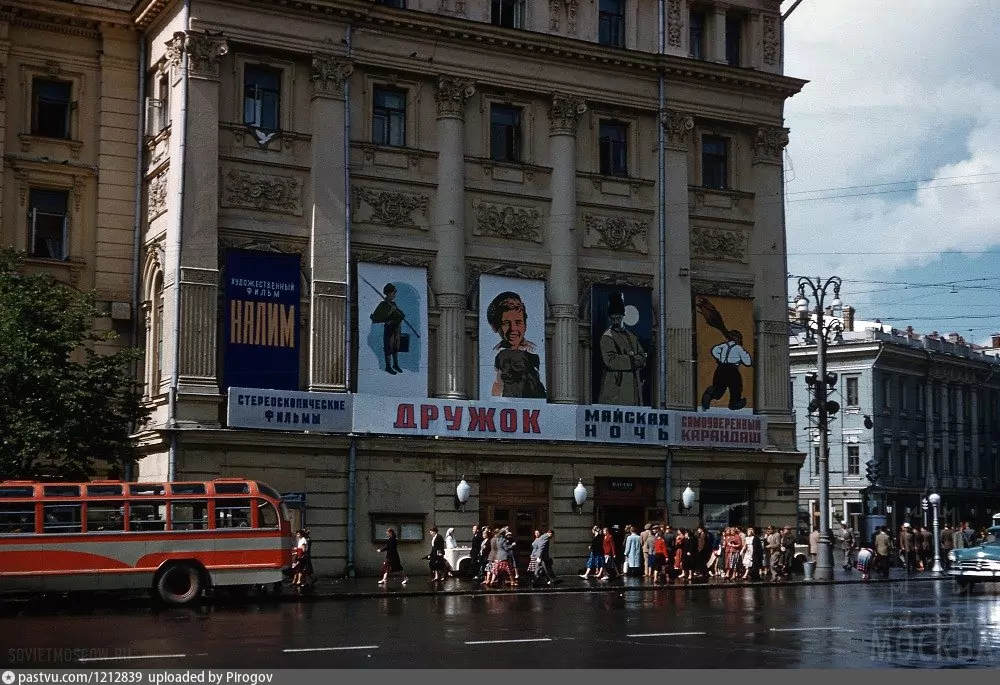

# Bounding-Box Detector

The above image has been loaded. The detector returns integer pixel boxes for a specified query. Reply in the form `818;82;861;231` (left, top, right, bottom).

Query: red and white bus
0;478;294;604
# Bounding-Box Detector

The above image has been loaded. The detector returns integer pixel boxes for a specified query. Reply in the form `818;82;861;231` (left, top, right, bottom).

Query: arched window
143;263;164;398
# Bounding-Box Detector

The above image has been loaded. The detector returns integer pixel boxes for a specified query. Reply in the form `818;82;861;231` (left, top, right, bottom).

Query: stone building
20;0;806;576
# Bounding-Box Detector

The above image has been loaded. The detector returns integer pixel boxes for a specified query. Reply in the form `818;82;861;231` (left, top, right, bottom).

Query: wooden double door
480;474;550;570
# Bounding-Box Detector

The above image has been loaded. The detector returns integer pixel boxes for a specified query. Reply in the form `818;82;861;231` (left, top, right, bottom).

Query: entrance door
485;504;547;570
595;505;645;531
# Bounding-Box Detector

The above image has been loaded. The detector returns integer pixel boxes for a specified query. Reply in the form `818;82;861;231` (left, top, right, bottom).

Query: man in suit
531;530;556;585
469;525;483;579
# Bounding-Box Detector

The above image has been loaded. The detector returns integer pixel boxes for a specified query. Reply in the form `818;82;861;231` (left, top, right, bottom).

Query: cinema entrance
593;477;661;530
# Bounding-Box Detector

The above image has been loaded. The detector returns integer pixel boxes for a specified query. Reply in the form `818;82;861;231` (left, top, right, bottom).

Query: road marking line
283;646;379;653
79;654;186;663
627;631;707;638
769;627;853;633
896;623;968;629
465;638;552;645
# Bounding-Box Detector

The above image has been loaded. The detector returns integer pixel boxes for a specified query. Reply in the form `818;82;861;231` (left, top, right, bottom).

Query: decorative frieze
353;249;434;270
752;126;790;165
663;110;695;151
690;226;748;262
434;75;476;117
549;92;587;135
166;32;229;81
548;0;580;33
473;201;542;242
578;271;653;311
222;169;302;215
763;14;780;66
147;172;167;221
355;187;429;229
666;0;683;48
691;280;754;299
583;214;649;253
467;261;548;298
310;55;353;99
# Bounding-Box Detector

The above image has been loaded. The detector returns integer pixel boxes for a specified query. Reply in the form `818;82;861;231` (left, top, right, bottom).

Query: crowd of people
847;520;986;581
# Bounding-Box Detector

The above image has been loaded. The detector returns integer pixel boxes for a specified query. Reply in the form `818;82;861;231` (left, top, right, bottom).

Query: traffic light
865;460;877;484
824;372;838;387
805;372;818;387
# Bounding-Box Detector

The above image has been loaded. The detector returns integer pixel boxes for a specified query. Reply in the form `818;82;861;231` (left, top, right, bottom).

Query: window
371;514;425;542
0;503;35;534
689;11;705;60
43;485;80;498
215;482;250;495
87;485;122;497
725;17;742;66
0;486;34;498
845;377;859;407
243;65;281;131
129;483;165;496
43;503;82;534
882;444;893;475
27;189;69;260
171;501;208;530
372;87;406;147
171;483;206;495
882;377;892;409
86;501;125;532
490;105;522;163
491;0;525;28
599;121;628;176
916;382;925;412
129;501;166;531
598;0;626;48
900;444;909;478
964;448;973;475
216;499;252;528
847;445;860;475
258;501;279;528
701;136;728;189
155;276;164;389
898;379;908;410
31;78;72;139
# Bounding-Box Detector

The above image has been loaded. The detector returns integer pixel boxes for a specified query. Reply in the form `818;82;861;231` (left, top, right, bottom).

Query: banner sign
223;249;301;391
227;387;351;432
672;411;766;449
575;405;674;445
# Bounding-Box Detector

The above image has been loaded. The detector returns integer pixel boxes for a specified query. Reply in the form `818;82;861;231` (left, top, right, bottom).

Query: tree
0;249;151;480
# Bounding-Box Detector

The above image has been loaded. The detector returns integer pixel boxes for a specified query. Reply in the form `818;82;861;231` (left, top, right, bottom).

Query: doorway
484;504;546;569
479;474;551;571
595;505;645;530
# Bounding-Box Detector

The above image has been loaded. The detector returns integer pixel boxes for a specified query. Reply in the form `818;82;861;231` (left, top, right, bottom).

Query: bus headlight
948;551;957;562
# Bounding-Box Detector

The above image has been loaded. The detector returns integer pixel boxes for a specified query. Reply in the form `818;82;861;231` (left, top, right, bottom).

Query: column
547;92;586;404
432;75;475;399
957;387;967;480
709;5;728;63
971;388;980;482
750;126;790;415
308;55;353;391
661;111;695;408
164;32;227;410
940;383;951;478
925;380;935;486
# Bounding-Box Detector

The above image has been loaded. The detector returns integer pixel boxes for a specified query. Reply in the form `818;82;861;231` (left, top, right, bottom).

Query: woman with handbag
428;526;446;582
377;528;408;586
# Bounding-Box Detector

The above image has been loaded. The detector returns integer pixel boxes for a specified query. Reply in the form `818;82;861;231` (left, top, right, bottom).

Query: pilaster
432;75;475;399
971;388;980;479
925;381;935;484
709;6;728;64
940;383;951;475
547;92;586;404
308;55;353;391
662;110;694;408
751;125;789;415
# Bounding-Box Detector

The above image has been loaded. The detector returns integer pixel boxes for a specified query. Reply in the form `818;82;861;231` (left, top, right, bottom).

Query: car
947;525;1000;592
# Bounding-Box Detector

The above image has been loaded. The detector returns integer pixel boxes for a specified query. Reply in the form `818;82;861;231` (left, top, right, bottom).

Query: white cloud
782;0;1000;288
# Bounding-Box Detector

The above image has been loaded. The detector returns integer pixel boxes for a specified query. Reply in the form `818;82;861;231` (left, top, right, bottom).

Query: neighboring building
791;315;1000;539
6;0;808;576
0;0;139;362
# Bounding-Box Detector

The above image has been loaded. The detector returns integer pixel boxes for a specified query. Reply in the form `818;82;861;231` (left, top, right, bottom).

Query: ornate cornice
663;110;695;151
165;32;229;81
221;169;302;215
353;249;434;269
752;126;789;165
311;55;353;99
434;75;476;117
549;91;587;135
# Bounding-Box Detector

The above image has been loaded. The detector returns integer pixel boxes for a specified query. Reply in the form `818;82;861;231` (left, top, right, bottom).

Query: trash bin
803;560;816;581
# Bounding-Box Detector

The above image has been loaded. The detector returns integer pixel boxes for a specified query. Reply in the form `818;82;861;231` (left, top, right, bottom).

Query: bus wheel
155;563;203;605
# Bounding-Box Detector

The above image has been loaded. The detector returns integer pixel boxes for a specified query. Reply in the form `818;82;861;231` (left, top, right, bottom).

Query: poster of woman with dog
478;275;547;400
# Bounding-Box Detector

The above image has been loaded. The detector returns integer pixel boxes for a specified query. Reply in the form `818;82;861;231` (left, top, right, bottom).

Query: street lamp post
928;492;943;575
796;276;843;582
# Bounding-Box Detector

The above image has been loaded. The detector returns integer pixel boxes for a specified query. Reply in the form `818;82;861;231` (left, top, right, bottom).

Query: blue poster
590;285;653;407
223;249;301;390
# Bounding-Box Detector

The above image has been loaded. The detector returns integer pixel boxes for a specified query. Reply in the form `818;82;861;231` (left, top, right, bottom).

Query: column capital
310;55;353;99
435;75;476;118
166;31;228;81
550;303;578;318
662;110;695;151
752;125;789;165
548;92;587;136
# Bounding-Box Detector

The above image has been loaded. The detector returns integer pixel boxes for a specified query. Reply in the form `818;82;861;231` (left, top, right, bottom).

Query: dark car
948;525;1000;592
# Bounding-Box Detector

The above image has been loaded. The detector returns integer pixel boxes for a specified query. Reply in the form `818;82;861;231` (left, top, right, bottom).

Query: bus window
129;501;166;531
87;485;123;497
215;499;252;528
129;483;165;496
171;501;208;530
43;503;82;534
86;501;125;532
0;503;35;533
43;485;80;498
255;482;281;500
215;483;249;495
258;501;279;528
171;483;206;495
0;486;34;499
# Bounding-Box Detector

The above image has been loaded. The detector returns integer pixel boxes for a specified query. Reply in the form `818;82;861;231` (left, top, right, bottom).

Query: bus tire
155;563;203;605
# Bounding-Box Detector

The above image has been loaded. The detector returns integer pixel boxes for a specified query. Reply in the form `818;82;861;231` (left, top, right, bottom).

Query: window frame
489;103;524;163
845;376;860;407
598;0;627;48
689;10;706;60
725;15;744;67
31;77;73;140
242;64;282;132
371;85;407;148
847;445;861;476
598;119;629;177
371;513;426;543
27;188;70;261
232;56;294;146
491;0;526;29
700;134;730;190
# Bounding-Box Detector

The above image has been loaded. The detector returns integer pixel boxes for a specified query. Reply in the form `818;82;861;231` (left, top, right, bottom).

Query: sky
781;0;1000;344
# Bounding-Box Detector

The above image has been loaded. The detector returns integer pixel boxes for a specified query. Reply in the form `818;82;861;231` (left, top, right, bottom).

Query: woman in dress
428;526;446;582
377;528;408;586
652;531;668;583
673;529;687;579
726;528;743;580
855;546;874;581
742;527;762;581
580;526;604;579
490;528;515;587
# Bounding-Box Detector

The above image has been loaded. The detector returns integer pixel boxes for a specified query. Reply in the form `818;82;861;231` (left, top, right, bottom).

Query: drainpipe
167;0;192;482
343;25;356;579
128;35;148;483
657;0;670;520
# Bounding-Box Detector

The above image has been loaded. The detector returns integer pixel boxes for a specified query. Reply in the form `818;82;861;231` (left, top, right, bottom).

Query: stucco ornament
223;170;301;214
311;55;354;98
549;92;587;135
690;227;748;261
752;126;789;165
434;75;476;116
475;202;542;241
356;187;428;227
585;215;648;252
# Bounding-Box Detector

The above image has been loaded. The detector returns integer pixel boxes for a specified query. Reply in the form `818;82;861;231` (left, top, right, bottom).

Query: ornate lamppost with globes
928;492;944;575
795;276;844;582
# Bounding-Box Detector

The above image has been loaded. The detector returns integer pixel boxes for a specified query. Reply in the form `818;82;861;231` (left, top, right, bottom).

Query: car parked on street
948;525;1000;592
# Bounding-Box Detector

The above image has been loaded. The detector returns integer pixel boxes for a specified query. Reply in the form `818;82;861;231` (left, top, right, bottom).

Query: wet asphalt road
2;580;999;669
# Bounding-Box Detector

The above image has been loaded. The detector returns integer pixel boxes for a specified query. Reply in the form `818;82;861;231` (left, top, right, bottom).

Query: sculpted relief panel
354;186;429;229
583;214;649;254
222;169;302;215
473;200;542;242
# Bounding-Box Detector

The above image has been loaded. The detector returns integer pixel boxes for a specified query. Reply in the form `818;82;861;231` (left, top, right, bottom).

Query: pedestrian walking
941;524;954;570
623;525;642;577
377;528;408;586
642;524;655;578
809;527;820;562
742;527;762;580
470;525;483;579
600;526;618;581
840;521;856;571
855;546;874;581
530;529;556;585
291;529;314;590
874;526;891;579
581;526;604;579
427;526;446;583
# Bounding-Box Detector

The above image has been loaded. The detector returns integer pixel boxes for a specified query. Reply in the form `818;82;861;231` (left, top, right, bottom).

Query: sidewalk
292;566;944;600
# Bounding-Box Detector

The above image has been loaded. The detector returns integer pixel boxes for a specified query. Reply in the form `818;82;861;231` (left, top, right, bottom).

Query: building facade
4;0;807;576
792;322;1000;540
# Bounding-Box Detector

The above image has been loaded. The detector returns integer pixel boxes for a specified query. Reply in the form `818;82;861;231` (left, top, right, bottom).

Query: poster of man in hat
591;285;653;407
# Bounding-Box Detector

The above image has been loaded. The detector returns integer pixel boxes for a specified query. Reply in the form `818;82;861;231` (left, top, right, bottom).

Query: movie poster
478;275;547;401
590;285;653;407
357;262;428;397
694;295;755;412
